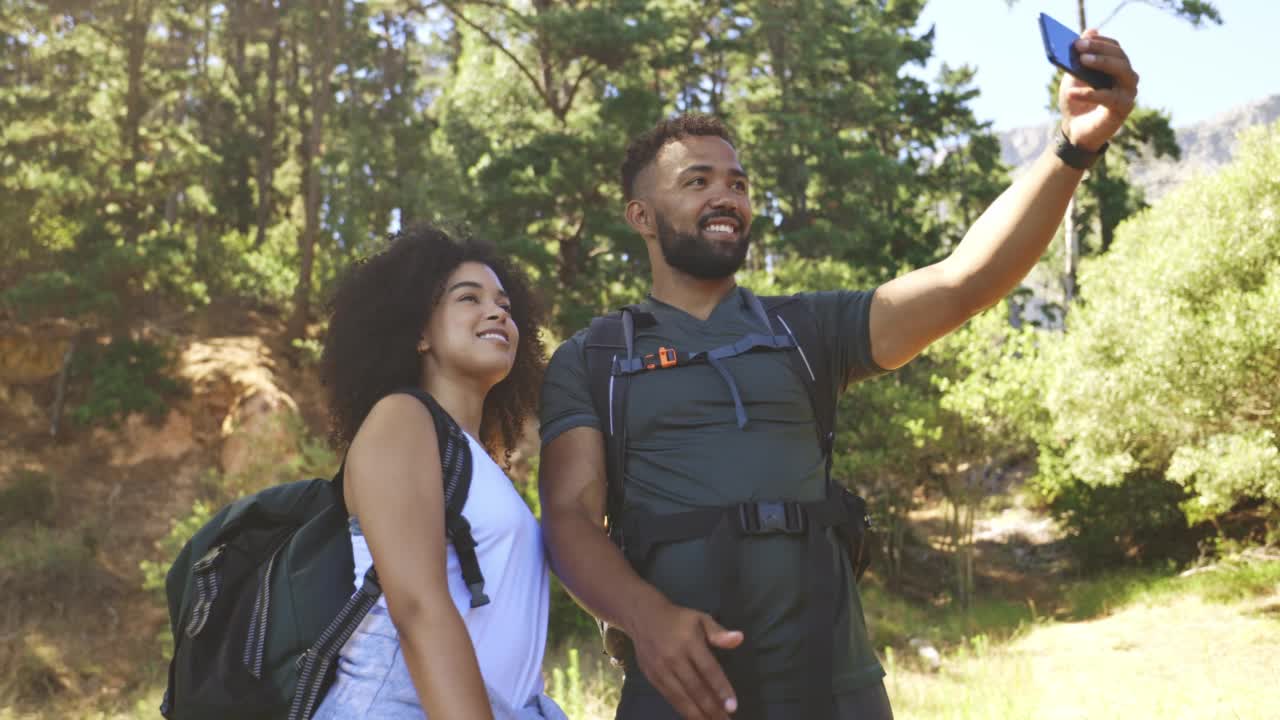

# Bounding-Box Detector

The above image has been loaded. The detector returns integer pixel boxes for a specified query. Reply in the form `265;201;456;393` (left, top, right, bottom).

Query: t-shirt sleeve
801;289;888;389
538;330;602;446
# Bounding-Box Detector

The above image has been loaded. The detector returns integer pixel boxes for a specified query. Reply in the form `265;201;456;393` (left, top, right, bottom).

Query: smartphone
1038;12;1115;89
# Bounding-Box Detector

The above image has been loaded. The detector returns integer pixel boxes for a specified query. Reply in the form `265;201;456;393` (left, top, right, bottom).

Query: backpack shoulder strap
583;306;650;542
755;292;836;461
392;387;486;607
385;387;473;514
288;389;487;720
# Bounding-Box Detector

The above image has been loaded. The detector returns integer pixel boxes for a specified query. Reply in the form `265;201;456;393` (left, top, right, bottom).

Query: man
539;30;1138;720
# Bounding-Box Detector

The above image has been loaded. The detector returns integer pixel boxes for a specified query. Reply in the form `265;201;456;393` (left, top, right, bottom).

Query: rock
0;320;77;385
90;409;197;466
4;385;43;425
174;336;302;477
219;387;299;477
909;637;942;672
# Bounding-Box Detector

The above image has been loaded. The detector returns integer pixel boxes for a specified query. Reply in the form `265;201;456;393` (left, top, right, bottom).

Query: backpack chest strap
610;332;796;376
611;332;797;428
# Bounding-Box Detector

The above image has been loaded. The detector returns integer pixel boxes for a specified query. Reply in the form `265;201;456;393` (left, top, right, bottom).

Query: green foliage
0;524;98;590
549;647;584;717
932;306;1049;455
1034;467;1198;569
1060;553;1280;618
140;500;216;598
0;271;118;321
1033;122;1280;524
1168;430;1280;524
69;338;185;428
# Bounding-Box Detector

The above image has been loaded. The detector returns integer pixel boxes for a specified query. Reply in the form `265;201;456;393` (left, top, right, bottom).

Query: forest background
2;1;1278;718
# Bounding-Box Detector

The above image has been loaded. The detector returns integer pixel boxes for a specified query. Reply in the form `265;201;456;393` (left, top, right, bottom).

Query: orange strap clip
644;346;679;370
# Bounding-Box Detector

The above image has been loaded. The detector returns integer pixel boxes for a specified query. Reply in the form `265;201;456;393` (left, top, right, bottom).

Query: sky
913;0;1280;131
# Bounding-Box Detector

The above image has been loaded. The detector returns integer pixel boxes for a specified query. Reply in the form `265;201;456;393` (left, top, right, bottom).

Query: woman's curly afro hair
320;223;545;464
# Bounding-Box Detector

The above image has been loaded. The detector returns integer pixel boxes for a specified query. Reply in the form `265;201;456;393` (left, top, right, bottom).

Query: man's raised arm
868;30;1139;370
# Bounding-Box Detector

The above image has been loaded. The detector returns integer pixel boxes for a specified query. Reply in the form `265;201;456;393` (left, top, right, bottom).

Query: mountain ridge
998;93;1280;200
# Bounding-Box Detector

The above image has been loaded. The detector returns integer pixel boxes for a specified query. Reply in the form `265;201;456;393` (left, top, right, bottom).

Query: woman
312;224;564;720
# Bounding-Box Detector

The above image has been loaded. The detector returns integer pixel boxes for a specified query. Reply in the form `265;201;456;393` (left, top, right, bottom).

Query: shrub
0;470;56;528
69;337;185;427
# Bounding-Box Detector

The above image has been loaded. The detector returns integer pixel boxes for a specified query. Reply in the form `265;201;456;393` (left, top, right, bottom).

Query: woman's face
420;261;519;388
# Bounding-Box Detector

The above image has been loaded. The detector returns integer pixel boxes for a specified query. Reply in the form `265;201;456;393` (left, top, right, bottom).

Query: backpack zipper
184;544;225;638
243;531;296;679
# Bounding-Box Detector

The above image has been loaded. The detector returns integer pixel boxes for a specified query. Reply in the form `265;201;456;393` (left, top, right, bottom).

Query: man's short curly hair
320;224;544;465
620;114;735;201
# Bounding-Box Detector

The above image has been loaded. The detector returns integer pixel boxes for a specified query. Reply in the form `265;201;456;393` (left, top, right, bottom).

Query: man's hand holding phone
1052;27;1140;152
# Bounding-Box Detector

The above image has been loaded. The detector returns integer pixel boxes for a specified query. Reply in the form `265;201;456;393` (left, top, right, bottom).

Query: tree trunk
1063;195;1078;308
1095;155;1115;253
1063;1;1089;311
287;0;340;347
121;0;152;243
255;0;283;247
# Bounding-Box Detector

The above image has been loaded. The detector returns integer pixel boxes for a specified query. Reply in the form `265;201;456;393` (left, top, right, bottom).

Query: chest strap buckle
737;501;807;535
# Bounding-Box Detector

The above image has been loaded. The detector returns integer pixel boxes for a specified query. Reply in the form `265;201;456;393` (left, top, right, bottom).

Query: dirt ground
0;302;327;715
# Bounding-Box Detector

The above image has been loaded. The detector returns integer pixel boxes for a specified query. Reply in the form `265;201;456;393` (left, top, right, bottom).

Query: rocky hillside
999;93;1280;200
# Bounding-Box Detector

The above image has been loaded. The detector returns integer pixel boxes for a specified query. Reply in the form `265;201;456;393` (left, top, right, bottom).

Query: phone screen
1038;12;1115;89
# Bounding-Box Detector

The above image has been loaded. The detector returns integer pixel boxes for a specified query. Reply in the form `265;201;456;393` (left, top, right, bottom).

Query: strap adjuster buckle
644;346;679;370
737;501;806;535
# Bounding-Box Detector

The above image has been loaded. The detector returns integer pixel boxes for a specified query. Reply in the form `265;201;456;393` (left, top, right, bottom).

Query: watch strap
1054;127;1108;170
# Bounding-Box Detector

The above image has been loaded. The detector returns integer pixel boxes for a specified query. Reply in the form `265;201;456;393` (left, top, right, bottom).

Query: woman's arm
346;393;494;720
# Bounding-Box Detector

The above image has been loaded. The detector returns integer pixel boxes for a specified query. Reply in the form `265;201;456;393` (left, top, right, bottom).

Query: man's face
642;135;754;279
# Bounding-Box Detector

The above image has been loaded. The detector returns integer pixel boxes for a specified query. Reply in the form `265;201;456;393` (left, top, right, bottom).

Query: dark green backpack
160;388;489;720
581;291;876;687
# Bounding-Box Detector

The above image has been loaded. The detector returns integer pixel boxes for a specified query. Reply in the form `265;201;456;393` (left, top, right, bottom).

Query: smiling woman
320;225;543;460
312;223;567;719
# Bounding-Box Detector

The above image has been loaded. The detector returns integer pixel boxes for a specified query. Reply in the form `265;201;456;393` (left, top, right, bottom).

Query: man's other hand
630;599;743;720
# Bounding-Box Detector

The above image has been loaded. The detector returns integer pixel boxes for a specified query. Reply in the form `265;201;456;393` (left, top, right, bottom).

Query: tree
286;0;342;347
1034;123;1280;550
1006;0;1221;305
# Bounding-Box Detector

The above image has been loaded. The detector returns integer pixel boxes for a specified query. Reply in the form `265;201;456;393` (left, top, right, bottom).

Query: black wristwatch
1054;127;1108;170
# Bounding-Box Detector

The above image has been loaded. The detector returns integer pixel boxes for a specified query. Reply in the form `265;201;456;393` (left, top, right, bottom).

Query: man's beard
654;211;752;280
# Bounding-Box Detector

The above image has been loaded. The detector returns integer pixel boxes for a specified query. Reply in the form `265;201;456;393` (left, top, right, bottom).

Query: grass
3;555;1276;719
543;643;622;720
885;589;1280;720
547;555;1280;720
884;556;1280;720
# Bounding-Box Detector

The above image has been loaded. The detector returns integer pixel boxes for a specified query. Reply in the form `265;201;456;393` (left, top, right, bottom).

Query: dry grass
3;561;1276;719
885;566;1280;720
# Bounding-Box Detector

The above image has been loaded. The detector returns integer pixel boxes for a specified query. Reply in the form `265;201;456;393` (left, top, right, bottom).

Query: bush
1020;121;1280;539
0;524;98;590
69;337;185;427
0;270;118;321
0;470;56;528
1033;461;1203;570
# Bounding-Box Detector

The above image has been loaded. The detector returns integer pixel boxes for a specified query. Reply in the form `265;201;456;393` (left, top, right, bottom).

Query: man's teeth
705;223;735;234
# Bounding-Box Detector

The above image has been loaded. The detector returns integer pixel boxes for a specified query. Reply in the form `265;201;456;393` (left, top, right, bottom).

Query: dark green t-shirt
539;287;887;699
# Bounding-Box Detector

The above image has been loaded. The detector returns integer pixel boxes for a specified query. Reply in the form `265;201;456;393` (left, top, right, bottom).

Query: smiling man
538;29;1138;720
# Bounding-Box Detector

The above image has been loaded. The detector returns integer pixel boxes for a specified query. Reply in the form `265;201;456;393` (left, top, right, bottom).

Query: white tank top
348;431;551;709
